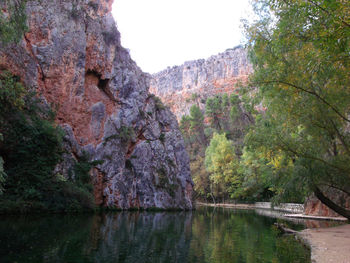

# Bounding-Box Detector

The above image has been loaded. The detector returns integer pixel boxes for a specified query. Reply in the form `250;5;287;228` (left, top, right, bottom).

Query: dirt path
299;224;350;263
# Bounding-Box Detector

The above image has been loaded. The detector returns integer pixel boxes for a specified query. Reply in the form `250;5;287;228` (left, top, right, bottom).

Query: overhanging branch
257;80;350;123
314;186;350;220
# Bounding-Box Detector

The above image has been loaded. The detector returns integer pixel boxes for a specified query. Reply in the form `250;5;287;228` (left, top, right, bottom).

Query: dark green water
0;207;310;263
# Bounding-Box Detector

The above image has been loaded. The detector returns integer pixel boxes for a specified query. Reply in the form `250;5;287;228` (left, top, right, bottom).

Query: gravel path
300;224;350;263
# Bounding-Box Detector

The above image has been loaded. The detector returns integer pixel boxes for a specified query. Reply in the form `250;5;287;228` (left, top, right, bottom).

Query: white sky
112;0;252;74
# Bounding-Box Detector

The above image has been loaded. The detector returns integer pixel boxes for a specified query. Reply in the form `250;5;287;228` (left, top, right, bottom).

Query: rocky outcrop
150;47;252;120
0;0;193;209
304;190;350;218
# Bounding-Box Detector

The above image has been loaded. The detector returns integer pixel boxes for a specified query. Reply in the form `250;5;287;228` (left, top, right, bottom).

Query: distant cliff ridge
0;0;193;210
150;46;253;120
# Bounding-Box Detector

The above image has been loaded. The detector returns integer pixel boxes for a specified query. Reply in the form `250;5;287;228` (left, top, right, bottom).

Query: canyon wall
150;46;252;120
0;0;193;209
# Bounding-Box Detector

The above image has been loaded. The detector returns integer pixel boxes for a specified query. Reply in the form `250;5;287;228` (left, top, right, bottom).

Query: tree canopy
180;93;252;202
205;133;240;199
180;0;350;215
243;0;350;218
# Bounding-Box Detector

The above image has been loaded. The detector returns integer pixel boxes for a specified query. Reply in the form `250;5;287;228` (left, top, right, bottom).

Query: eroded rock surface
304;190;350;217
150;47;252;120
0;0;193;209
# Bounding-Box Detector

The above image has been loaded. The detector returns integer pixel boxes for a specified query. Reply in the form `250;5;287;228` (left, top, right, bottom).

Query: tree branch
314;186;350;220
274;132;350;174
257;80;350;123
323;183;350;197
307;0;350;28
329;119;350;156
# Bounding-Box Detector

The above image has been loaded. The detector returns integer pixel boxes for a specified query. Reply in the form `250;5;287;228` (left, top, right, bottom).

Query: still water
0;207;310;263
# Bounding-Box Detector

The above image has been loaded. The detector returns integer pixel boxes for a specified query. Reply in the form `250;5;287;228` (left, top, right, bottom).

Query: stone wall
255;202;304;213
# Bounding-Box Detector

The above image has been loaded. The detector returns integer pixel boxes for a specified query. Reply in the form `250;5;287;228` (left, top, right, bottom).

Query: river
0;207;311;262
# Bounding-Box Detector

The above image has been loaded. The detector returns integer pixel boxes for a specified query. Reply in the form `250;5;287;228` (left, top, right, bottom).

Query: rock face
304;190;350;218
150;47;252;120
0;0;193;209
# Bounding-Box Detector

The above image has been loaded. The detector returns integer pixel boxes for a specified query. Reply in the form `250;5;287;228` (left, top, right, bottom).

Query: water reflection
0;208;310;263
254;208;344;229
187;208;309;263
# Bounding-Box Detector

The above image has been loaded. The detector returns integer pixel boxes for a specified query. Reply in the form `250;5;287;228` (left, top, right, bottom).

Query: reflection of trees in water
189;207;277;262
0;209;310;263
188;207;310;263
0;215;94;262
90;212;193;263
254;208;342;229
0;212;193;263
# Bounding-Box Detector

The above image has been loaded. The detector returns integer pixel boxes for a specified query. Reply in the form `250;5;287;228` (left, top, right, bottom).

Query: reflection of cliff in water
0;208;311;262
90;212;193;263
0;212;193;263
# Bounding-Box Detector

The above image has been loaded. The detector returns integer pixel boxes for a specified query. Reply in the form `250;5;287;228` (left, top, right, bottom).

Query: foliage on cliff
0;72;96;213
0;152;5;195
242;0;350;217
180;93;257;202
0;0;27;45
0;1;101;213
180;91;296;203
181;0;350;213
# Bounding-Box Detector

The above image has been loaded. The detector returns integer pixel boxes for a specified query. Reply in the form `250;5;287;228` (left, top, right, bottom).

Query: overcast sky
112;0;252;73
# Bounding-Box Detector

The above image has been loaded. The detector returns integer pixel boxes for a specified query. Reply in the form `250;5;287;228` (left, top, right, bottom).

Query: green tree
180;93;254;202
222;93;229;107
0;71;26;195
191;155;211;200
2;100;64;200
205;133;240;201
228;93;240;121
0;133;5;195
205;96;222;131
180;115;192;145
0;72;96;212
0;71;26;112
0;0;27;45
245;0;350;218
189;105;207;145
0;156;5;195
234;147;274;201
180;107;210;201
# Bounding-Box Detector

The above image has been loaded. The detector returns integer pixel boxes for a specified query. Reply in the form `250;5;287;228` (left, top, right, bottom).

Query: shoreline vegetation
180;0;350;221
198;202;350;263
0;73;99;214
196;202;348;221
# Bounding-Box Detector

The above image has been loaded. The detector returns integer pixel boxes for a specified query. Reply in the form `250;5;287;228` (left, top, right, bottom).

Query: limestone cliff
0;0;193;209
150;47;252;120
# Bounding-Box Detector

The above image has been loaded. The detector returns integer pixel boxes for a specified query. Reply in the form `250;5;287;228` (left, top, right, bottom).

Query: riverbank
299;223;350;263
197;202;350;263
196;201;304;213
285;213;347;221
196;202;255;209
